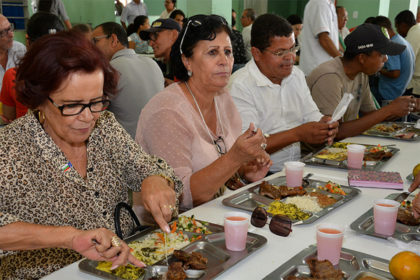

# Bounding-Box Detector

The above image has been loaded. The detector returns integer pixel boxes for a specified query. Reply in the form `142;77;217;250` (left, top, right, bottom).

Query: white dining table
42;135;420;280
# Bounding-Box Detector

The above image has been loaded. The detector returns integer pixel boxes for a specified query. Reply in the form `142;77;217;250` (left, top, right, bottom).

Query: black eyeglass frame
213;136;226;155
47;97;111;116
0;24;14;38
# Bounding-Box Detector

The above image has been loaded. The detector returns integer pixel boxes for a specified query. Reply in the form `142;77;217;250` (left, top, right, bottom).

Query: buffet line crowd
1;0;420;278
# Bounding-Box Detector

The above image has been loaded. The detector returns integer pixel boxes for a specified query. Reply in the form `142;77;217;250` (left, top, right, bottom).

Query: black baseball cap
344;23;405;55
139;18;181;40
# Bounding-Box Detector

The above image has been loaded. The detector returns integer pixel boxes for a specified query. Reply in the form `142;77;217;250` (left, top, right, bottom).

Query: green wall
62;0;114;27
337;0;381;28
267;0;308;19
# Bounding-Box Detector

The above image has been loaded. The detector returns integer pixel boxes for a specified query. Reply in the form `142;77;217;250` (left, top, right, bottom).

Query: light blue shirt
379;34;415;100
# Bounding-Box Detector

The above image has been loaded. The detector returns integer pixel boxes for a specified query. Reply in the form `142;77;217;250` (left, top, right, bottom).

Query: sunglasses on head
251;207;292;237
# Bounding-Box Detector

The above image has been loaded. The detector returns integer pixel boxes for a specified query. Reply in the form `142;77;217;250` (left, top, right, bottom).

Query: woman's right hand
228;123;270;165
71;228;145;270
409;172;420;192
412;193;420;219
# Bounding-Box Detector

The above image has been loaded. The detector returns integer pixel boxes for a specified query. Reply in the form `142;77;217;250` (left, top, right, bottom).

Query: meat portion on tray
397;206;420;226
259;181;307;199
173;250;208;270
284;259;344;280
166;262;187;280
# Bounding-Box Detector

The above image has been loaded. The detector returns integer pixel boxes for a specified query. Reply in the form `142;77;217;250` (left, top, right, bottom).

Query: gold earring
38;110;45;124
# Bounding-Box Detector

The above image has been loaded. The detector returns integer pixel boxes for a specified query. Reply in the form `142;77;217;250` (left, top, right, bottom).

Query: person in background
241;8;256;62
286;14;302;64
336;6;349;53
170;9;186;28
72;23;92;40
300;0;341;76
231;9;247;72
35;0;72;30
140;18;180;86
126;15;152;54
120;0;147;30
229;14;338;173
395;10;420;97
307;23;415;140
115;0;124;16
0;30;181;279
136;14;270;216
92;22;164;138
0;12;64;124
160;0;176;19
372;16;414;104
0;15;25;91
417;7;420;23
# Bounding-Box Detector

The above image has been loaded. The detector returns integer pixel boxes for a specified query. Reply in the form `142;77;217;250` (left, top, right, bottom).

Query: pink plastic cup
224;211;249;251
316;223;344;265
347;144;366;169
284;161;305;187
373;199;400;236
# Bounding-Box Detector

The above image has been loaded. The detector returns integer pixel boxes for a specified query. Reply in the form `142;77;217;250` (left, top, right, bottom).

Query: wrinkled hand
319;116;339;145
387;96;415;117
71;228;145;270
242;158;272;182
140;175;176;233
228;123;270;165
412;193;420;219
295;121;331;144
409;172;420;193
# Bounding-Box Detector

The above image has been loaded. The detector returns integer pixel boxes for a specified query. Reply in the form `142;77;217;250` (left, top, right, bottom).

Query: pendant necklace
185;81;225;155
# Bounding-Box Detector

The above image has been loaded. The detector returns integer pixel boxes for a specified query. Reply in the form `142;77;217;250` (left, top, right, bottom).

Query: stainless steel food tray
301;143;400;171
350;193;420;243
79;220;267;280
263;244;392;280
363;122;420;141
222;176;360;225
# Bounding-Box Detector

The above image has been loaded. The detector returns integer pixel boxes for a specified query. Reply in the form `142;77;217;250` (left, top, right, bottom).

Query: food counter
42;135;420;280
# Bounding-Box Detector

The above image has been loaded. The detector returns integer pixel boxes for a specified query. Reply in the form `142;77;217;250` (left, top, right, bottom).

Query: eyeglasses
48;97;111;116
251;207;293;237
92;34;110;44
213;136;226;155
264;45;300;57
179;15;228;55
0;25;14;38
179;19;202;55
149;31;162;42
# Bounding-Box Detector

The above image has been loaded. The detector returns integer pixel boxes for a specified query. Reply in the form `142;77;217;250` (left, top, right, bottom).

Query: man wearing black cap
140;18;180;86
307;23;418;139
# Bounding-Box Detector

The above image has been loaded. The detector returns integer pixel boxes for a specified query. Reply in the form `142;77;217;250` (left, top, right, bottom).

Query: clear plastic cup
284;161;305;187
373;199;400;236
316;223;344;265
347;144;366;169
224;211;249;251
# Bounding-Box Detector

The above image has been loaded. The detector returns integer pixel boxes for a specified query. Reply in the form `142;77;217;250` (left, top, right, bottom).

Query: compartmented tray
79;220;267;280
363;122;420;141
301;142;399;171
222;176;360;225
263;244;392;280
350;193;420;243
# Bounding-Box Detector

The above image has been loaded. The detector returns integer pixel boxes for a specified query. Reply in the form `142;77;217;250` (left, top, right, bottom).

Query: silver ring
261;143;267;150
111;236;122;247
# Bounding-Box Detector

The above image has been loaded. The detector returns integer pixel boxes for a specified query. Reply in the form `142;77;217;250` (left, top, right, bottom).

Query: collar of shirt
247;58;294;88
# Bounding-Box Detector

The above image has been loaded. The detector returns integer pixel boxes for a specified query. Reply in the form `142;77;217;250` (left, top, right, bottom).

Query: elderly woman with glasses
135;15;271;220
0;31;182;279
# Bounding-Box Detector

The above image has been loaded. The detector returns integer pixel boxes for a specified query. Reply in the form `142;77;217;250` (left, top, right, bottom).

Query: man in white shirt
120;0;148;30
229;14;338;172
241;8;256;62
0;15;26;90
395;10;420;97
300;0;341;75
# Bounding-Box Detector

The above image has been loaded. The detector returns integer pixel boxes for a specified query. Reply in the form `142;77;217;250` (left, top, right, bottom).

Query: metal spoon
302;173;313;188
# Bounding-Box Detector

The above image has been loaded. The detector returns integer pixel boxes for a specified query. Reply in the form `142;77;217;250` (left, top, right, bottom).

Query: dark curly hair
251;14;293;51
16;31;119;109
170;14;232;81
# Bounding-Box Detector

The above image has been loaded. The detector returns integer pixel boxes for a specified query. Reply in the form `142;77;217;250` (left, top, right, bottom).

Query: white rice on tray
284;196;322;213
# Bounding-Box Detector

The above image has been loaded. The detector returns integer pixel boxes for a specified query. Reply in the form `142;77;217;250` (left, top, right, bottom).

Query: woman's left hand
71;227;145;270
140;175;176;233
242;158;272;182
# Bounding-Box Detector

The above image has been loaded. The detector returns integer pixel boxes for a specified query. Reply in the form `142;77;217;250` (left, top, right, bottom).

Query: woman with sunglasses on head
0;31;182;279
135;15;271;219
